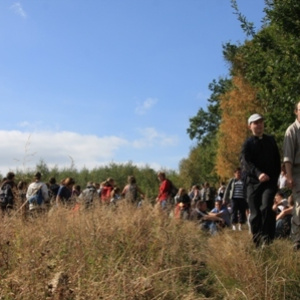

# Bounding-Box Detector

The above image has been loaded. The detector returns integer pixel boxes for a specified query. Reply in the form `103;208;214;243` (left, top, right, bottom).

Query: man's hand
259;173;270;182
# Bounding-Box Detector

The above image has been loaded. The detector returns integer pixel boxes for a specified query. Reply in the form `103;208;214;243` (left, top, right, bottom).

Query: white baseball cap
248;113;263;125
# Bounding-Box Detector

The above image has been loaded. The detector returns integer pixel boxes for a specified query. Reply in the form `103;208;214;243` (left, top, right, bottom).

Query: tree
215;76;260;179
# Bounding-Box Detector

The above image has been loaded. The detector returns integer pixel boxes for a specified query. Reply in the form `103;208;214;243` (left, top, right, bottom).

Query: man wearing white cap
241;113;281;248
283;102;300;250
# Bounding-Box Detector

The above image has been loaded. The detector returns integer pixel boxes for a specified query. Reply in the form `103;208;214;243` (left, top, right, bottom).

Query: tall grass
1;200;300;299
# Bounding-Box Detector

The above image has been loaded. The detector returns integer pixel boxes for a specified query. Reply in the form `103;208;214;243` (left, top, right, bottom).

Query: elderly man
283;101;300;250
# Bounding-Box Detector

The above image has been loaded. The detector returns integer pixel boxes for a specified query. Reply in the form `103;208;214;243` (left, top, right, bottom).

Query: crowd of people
0;172;146;215
2;104;300;252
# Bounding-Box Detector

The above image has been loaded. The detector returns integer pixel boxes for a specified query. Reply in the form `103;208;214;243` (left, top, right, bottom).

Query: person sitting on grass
210;198;231;228
190;200;225;235
272;191;294;239
174;188;191;220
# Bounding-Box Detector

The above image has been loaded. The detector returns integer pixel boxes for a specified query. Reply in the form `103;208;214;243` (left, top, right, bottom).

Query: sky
0;0;266;176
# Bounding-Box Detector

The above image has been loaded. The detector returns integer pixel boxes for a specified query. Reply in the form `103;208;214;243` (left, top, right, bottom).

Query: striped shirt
232;180;244;199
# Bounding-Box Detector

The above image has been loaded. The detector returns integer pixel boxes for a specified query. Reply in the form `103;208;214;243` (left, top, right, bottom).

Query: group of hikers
2;104;300;252
0;172;146;215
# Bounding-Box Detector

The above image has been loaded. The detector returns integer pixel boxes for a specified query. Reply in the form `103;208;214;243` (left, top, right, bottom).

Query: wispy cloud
132;127;178;148
135;98;158;115
10;2;27;19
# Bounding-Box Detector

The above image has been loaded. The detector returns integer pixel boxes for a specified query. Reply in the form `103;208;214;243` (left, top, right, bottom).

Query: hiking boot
29;203;36;211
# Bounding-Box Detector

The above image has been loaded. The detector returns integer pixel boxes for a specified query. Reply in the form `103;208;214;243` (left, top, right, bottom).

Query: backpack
80;186;97;207
125;184;138;203
28;186;44;206
168;180;179;198
0;184;13;209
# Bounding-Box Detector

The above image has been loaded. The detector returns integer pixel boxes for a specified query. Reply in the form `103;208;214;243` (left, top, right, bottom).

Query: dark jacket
241;134;281;186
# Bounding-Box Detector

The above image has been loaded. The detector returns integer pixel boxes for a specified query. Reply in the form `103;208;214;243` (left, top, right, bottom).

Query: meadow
1;199;300;300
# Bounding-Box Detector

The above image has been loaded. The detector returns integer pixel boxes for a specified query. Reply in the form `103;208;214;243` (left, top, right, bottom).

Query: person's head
93;182;100;189
157;172;166;181
274;190;285;203
49;177;57;185
234;167;241;180
63;177;75;187
6;172;15;181
215;199;222;210
86;181;94;187
106;177;114;186
197;201;207;212
248;113;264;137
192;185;200;191
294;101;300;122
34;172;42;181
127;175;136;184
178;188;187;196
73;184;81;192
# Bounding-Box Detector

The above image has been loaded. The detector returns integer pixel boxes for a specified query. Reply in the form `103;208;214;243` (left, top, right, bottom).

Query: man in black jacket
241;113;281;247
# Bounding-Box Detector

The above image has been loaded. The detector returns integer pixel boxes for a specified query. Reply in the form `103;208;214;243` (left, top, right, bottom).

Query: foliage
230;0;256;37
179;136;219;188
216;76;260;179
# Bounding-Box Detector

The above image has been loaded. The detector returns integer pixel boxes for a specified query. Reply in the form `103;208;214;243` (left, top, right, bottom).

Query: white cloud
0;130;128;175
133;127;178;148
10;2;27;18
135;98;158;115
0;128;179;176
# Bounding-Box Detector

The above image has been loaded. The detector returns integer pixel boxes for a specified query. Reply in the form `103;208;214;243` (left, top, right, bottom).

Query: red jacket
157;179;171;201
101;185;113;202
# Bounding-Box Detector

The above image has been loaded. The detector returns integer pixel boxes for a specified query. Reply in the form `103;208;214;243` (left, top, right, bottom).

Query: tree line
181;0;300;186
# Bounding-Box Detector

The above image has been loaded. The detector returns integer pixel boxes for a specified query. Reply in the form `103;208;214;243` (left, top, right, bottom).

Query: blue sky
0;0;265;176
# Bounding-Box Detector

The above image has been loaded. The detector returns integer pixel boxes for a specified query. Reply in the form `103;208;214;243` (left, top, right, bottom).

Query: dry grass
1;201;300;299
205;230;300;299
0;201;212;300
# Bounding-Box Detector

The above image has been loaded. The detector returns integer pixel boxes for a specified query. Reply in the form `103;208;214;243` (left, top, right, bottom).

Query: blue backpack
28;186;44;205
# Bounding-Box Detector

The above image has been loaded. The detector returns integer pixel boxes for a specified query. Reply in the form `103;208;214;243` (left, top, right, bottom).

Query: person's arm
203;214;224;223
285;162;293;189
276;206;293;220
241;138;263;180
121;185;128;197
283;126;296;189
209;211;223;217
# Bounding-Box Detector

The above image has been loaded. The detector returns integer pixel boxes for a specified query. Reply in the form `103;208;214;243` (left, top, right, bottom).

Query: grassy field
1;200;300;300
